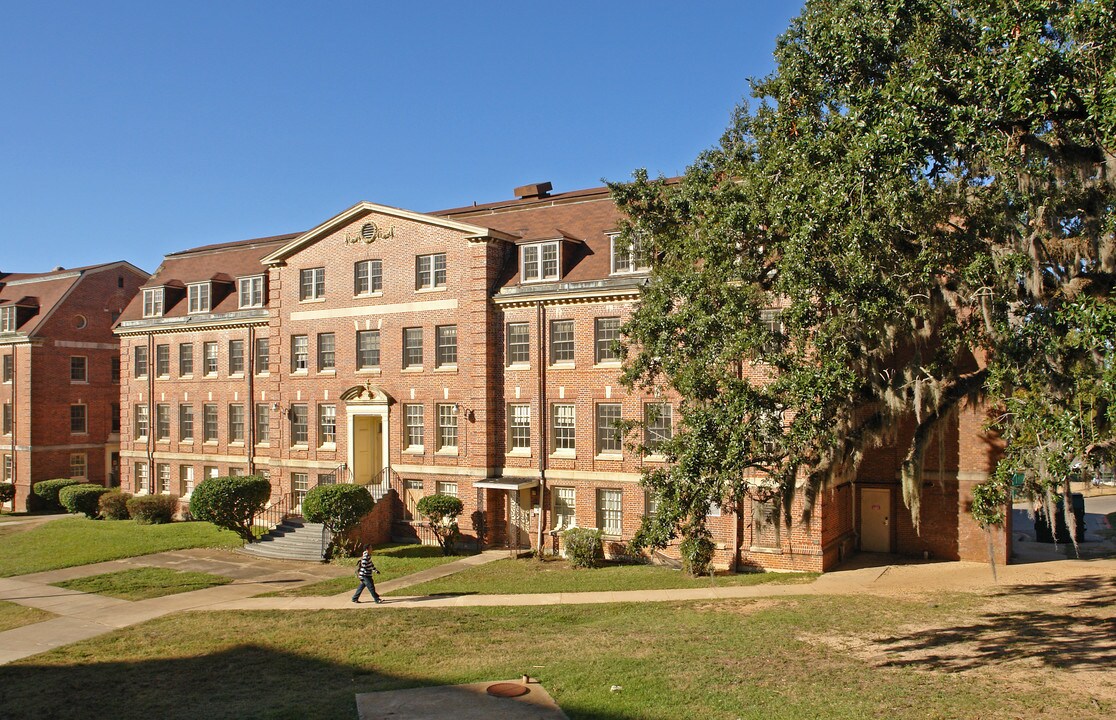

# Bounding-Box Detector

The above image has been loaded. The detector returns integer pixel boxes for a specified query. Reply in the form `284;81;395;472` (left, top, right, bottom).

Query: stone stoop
239;518;327;562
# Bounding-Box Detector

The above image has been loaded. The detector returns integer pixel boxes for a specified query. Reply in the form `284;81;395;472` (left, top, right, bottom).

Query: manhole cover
486;682;530;698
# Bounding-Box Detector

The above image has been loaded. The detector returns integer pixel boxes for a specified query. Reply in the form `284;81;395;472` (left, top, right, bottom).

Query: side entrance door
860;487;891;552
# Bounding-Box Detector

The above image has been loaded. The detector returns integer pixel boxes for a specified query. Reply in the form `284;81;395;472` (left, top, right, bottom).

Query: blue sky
0;2;803;274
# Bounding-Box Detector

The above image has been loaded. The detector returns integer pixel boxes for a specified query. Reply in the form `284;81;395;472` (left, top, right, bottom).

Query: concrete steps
239;519;327;562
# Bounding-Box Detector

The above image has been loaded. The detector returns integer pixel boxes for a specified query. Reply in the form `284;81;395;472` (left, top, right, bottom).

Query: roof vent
53;266;65;272
514;182;552;200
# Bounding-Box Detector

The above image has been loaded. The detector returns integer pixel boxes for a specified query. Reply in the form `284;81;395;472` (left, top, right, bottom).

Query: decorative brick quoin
112;182;1010;571
1;263;148;510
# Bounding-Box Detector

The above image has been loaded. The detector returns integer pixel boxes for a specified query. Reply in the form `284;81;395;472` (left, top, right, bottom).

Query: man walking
351;546;383;604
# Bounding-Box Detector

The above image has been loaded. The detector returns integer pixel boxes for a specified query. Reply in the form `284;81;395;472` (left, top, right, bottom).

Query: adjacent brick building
1;263;148;511
114;183;1009;570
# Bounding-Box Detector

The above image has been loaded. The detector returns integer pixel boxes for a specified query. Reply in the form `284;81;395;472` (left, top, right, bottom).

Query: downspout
146;333;155;492
536;301;548;554
10;344;18;503
247;325;255;476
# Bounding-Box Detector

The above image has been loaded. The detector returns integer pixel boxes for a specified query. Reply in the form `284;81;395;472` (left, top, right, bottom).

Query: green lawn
0;601;54;632
0;518;243;577
262;543;462;597
387;556;817;596
52;567;232;601
0;590;1101;719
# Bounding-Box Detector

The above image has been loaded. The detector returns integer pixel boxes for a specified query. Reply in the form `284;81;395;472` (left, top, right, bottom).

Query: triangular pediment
260;201;518;266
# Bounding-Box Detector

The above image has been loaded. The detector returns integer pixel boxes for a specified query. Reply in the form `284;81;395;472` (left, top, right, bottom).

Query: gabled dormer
141;281;185;318
237;274;266;309
608;232;650;275
186;281;211;314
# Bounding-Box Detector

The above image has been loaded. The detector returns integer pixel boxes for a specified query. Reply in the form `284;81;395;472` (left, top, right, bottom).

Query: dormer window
522;241;560;282
0;306;14;332
142;288;164;318
238;276;265;309
187;283;211;314
610;233;649;275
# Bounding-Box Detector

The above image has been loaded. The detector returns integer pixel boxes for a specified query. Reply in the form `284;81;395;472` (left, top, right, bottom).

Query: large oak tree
614;0;1116;550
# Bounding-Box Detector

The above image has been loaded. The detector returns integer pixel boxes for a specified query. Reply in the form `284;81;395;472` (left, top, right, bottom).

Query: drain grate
486;682;530;698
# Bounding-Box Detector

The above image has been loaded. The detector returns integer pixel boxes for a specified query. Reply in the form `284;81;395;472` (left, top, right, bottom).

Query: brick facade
1;263;147;511
113;185;1010;571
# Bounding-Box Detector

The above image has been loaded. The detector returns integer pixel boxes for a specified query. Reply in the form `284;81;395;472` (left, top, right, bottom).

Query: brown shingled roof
0;261;146;337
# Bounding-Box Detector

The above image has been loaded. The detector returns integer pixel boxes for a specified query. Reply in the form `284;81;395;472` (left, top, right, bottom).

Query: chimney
513;182;552;200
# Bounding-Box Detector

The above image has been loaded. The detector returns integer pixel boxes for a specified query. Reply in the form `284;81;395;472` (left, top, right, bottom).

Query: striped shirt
357;553;378;579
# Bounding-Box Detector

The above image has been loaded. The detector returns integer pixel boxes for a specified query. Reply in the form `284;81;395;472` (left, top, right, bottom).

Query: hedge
562;527;604;568
188;475;271;542
98;491;133;520
58;483;111;519
126;494;178;524
32;479;85;512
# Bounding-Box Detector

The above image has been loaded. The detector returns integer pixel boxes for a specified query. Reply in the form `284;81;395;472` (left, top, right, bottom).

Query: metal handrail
251;491;293;532
359;466;398;503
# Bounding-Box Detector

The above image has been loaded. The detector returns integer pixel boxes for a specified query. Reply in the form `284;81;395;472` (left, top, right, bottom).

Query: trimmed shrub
126;494;178;525
98;491;133;520
302;483;375;534
189;475;271;542
563;527;604;569
680;532;715;577
0;481;14;508
416;494;464;555
58;483;111;519
32;478;85;512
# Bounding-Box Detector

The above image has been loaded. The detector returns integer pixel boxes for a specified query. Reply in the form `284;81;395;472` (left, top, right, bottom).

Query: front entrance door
860;487;891;552
352;416;375;485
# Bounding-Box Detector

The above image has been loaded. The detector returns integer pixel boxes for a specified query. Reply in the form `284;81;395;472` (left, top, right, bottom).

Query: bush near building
98;492;132;520
58;484;112;519
188;476;271;542
31;479;85;512
126;495;177;525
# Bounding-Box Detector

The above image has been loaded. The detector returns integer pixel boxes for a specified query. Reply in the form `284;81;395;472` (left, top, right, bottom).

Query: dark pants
352;576;380;602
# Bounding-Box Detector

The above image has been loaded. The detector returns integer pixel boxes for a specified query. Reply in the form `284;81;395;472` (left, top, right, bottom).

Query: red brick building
114;183;1009;570
1;263;148;511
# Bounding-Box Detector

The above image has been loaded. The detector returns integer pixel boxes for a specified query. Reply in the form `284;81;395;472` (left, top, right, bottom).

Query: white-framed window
133;345;148;378
238;276;265;308
204;465;219;480
436;481;458;498
357;330;380;369
552;404;575;454
2;403;11;435
0;306;16;332
291;335;309;372
203;404;218;442
134;462;149;493
187;283;211;313
403;328;423;368
354;260;383;295
595;317;621;364
228;340;245;375
404;404;424;450
435;325;457;368
292;472;309;506
550;319;574;364
255;404;270;443
157;463;171;494
70;356;88;383
760;309;784;355
437;404;458;451
155;344;170;377
645;491;660;517
610;232;650;275
178;343;193;376
299;267;325;300
254;337;269;374
415;253;447;290
553;486;576;529
179;404;194;441
228;404;245;443
203;341;218;376
71;404;88;434
317;333;335;371
318;404;336;445
155;404;171;441
2;354;11;382
596;403;622;455
506;322;530;365
508;404;531;453
290;404;309;446
3;454;12;482
180;465;195;496
596;488;623;537
644;403;672;455
142;288;164;318
70;453;87;479
521;241;560;282
132;404;147;438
